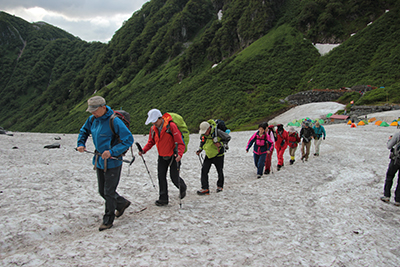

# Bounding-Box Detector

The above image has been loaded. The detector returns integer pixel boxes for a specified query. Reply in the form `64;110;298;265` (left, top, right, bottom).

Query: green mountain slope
0;0;400;134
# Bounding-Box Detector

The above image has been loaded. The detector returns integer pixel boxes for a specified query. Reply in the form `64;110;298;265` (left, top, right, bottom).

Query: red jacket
143;113;185;157
275;130;289;150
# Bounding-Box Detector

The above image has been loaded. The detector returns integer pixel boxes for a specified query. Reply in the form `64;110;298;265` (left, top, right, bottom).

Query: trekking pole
135;142;156;190
76;149;135;165
174;142;182;209
197;152;203;167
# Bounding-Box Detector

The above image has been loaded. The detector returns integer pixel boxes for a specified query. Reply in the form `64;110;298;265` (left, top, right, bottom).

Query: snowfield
1;102;400;266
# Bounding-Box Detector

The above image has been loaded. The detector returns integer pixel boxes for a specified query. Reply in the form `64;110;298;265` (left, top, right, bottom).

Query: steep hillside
0;0;399;134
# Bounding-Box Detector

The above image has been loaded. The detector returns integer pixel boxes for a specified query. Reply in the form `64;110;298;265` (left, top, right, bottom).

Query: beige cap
86;96;106;112
199;121;210;135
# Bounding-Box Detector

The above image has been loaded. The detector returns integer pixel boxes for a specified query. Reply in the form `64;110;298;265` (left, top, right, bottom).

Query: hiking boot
277;165;282;171
380;196;390;203
99;223;113;231
289;160;294;165
394;202;400;206
314;153;319;156
264;169;270;175
116;200;131;218
216;187;223;193
197;189;209;195
257;175;262;179
155;199;169;206
301;156;305;162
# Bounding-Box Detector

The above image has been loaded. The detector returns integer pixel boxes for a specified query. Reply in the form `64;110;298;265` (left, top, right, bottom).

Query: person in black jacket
381;132;400;206
299;121;315;162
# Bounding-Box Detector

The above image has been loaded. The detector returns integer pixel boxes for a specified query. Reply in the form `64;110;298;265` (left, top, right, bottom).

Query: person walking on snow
139;109;187;206
264;125;276;175
313;121;326;156
275;124;289;171
196;120;231;195
381;133;400;206
77;96;133;231
288;127;301;165
246;122;273;178
300;121;315;162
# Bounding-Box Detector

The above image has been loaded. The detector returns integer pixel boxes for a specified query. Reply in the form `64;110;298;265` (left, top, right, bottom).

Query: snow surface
313;44;341;56
1;102;400;266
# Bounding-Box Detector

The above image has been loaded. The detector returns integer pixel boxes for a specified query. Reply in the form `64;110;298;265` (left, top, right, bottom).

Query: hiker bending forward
139;109;187;206
196;120;231;195
77;96;133;231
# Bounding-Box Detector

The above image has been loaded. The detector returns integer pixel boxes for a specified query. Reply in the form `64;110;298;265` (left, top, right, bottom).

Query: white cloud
1;0;148;42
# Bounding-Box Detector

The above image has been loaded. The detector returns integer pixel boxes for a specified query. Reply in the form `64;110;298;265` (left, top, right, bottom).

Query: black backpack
215;119;228;132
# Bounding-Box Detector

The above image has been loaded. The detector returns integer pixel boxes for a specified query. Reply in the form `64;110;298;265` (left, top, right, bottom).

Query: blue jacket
313;125;326;139
77;106;134;169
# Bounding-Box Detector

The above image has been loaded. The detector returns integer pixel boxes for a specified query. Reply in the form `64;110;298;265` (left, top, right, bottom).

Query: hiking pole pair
76;148;136;165
135;142;156;190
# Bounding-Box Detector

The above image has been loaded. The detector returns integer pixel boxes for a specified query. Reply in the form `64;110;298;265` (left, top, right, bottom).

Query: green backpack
167;112;190;153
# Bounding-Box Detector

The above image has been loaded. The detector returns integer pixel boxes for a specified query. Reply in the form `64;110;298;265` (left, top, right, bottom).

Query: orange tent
390;121;398;126
347;120;352;125
358;121;365;126
375;120;382;125
369;117;376;122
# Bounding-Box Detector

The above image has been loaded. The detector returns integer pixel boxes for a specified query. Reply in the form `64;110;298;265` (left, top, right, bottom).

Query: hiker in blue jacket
312;121;326;156
77;96;133;231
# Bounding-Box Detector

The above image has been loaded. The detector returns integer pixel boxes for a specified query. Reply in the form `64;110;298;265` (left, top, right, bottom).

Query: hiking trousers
253;153;267;176
276;146;287;166
301;141;312;160
264;149;274;171
289;147;297;160
384;159;400;202
96;165;128;225
314;138;322;155
201;155;224;190
157;156;186;202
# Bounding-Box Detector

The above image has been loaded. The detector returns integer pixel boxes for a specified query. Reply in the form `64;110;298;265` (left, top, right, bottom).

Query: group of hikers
75;95;400;232
246;119;326;178
77;96;233;231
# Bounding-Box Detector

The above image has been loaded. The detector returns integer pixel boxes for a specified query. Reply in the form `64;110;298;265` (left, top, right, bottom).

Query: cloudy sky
1;0;149;43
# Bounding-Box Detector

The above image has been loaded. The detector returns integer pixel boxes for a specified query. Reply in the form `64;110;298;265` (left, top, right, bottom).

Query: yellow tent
347;120;352;125
375;120;382;125
390;121;398;126
358;121;365;126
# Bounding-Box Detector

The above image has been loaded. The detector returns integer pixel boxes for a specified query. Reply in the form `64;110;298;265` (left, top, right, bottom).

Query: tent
319;119;324;125
294;122;301;127
358;121;365;126
375;120;382;125
390;121;398;126
326;113;333;118
368;117;376;123
287;122;295;126
351;123;357;128
380;121;390;127
347;120;352;125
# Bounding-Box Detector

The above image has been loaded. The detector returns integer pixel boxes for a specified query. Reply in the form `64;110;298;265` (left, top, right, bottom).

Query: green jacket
200;127;231;158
